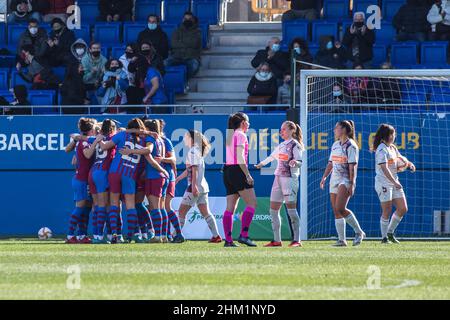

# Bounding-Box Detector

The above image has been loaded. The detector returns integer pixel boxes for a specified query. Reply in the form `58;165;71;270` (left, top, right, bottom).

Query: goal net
298;69;450;240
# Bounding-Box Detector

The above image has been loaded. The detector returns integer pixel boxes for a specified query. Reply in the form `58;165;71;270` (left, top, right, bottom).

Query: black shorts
223;165;253;196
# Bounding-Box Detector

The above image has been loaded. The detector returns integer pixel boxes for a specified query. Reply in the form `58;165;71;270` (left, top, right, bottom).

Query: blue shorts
109;173;136;195
72;177;89;202
92;170;109;193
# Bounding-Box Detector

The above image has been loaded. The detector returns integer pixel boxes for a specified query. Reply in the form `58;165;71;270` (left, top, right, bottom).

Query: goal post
298;69;450;240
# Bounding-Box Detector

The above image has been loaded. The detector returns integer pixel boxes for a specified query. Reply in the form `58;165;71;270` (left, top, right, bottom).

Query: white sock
205;214;219;237
380;218;389;238
387;213;403;234
335;218;346;241
98;235;103;241
344;212;363;234
270;209;282;242
287;208;300;242
107;234;112;241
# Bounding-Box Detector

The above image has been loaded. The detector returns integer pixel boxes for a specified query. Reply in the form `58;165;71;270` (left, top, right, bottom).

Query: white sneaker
353;232;366;246
332;240;348;247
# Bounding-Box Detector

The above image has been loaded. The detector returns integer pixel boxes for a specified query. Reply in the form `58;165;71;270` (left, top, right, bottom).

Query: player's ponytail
189;129;211;156
372;123;395;151
78;117;95;135
144;119;161;136
226;112;249;145
284;121;305;151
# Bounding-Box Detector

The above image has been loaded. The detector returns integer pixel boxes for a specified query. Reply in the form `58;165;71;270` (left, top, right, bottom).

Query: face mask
110;66;119;72
29;27;38;35
333;90;342;97
294;47;301;55
326;41;333;50
75;48;85;56
91;51;100;57
53;24;62;32
285;80;291;86
183;20;193;28
148;23;157;30
125;52;134;59
141;49;150;56
259;71;269;78
354;21;364;28
271;43;280;52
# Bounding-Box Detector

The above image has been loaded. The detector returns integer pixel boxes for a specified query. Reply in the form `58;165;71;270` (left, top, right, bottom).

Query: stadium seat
375;22;396;44
323;0;350;21
0;55;16;69
382;0;404;21
72;25;91;43
161;24;178;47
78;1;100;24
93;23;121;45
123;23;146;43
308;43;320;57
312;21;338;43
11;70;32;89
391;42;418;68
0;90;14;103
135;0;162;22
163;0;190;24
401;92;427;111
111;46;126;59
0;69;8;90
352;0;376;14
52;67;66;82
101;46;109;58
282;20;309;45
0;23;5;44
372;44;387;67
429;92;450;112
192;0;220;25
164;65;187;94
7;24;27;44
29;90;57;114
421;42;448;66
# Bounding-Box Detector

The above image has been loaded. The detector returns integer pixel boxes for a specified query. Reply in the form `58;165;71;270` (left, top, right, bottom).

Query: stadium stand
163;0;191;24
323;0;350;21
0;68;8;90
192;0;220;25
391;42;419;68
311;21;339;43
135;0;162;22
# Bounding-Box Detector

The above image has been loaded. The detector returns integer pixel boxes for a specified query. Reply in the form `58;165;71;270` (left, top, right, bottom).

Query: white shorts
270;176;299;203
375;181;405;203
181;191;208;207
329;178;351;194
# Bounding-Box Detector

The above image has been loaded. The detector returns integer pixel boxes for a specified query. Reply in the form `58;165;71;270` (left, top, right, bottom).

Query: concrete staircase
176;23;282;113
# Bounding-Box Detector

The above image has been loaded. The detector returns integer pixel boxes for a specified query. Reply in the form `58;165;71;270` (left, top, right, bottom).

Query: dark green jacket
171;23;202;60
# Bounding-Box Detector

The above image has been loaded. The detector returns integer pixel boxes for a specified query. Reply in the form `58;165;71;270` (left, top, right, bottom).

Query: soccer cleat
264;241;282;247
171;234;185;243
387;233;400;244
147;231;155;241
353;232;366;246
116;235;125;244
332;240;348;247
78;236;92;244
110;234;118;244
65;237;78;244
161;236;169;243
288;241;302;248
224;241;239;247
208;235;222;243
128;235;145;244
92;238;102;244
381;237;392;244
237;236;257;247
149;236;162;243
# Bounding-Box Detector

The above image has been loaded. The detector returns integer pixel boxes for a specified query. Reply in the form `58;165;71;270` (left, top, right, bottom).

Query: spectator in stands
17;18;48;62
165;11;202;79
393;0;430;42
326;83;352;113
290;37;313;72
43;0;73;23
5;85;31;115
251;37;289;83
60;63;88;114
282;0;319;22
70;38;88;64
98;0;133;22
17;44;60;90
97;59;129;112
137;14;169;60
342;12;375;69
427;0;450;41
45;17;75;67
366;62;401;108
277;72;298;105
344;63;369;105
8;0;49;23
140;41;165;76
81;42;107;105
314;35;347;69
143;65;168;113
247;62;278;104
119;44;136;84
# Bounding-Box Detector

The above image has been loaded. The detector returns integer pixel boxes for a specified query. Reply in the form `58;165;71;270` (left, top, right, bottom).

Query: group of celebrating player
65;112;416;247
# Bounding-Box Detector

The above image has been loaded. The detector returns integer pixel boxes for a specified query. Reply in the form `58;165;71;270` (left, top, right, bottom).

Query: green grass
0;239;449;300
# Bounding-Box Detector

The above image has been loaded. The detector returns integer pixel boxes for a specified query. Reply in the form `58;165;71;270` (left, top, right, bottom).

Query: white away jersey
260;139;303;178
375;142;401;186
329;139;359;181
186;145;209;193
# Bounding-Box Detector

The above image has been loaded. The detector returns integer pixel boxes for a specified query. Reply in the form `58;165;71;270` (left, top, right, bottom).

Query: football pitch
0;239;449;300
